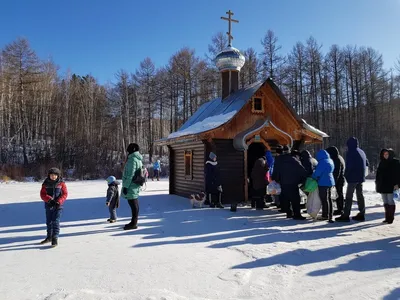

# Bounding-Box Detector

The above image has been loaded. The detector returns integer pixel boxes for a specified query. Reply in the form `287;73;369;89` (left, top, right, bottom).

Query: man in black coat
205;152;223;208
272;146;307;220
326;146;346;215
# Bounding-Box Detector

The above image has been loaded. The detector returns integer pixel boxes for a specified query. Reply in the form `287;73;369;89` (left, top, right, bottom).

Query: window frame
252;96;264;113
184;150;193;179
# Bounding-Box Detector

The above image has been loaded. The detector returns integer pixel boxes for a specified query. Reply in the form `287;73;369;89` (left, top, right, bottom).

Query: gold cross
221;10;239;47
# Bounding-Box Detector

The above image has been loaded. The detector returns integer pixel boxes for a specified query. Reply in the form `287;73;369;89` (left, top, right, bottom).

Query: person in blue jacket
336;137;368;222
152;159;161;181
265;150;274;175
312;150;335;222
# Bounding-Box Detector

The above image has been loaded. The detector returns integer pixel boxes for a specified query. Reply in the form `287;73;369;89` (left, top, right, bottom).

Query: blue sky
1;0;399;84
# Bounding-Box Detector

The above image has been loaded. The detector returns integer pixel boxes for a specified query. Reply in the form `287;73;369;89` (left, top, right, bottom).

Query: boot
40;237;51;245
352;213;365;222
333;210;343;216
230;204;237;212
51;238;58;247
335;215;350;222
387;205;396;224
124;222;138;230
383;204;389;223
293;215;306;220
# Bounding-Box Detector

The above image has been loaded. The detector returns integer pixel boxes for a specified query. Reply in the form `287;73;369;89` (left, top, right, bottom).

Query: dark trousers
208;193;221;206
336;183;344;211
45;207;62;239
153;170;160;180
319;186;332;219
281;184;301;217
127;199;139;225
108;204;117;220
253;188;266;209
343;182;365;217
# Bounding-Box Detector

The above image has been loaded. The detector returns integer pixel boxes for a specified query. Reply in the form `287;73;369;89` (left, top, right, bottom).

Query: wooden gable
198;82;303;145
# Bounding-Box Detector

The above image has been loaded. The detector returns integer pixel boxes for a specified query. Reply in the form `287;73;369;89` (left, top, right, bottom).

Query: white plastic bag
307;189;321;219
331;187;338;200
267;181;281;195
394;189;400;201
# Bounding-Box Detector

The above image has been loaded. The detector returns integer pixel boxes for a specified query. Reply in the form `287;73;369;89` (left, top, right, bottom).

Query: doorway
247;143;267;177
247;143;267;199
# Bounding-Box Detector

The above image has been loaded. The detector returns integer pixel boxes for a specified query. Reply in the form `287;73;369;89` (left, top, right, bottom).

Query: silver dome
215;46;246;72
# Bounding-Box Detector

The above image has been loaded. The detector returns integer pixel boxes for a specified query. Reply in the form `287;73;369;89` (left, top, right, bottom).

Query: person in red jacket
39;168;68;247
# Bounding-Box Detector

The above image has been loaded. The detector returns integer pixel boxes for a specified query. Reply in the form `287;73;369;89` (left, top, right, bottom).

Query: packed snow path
0;179;399;300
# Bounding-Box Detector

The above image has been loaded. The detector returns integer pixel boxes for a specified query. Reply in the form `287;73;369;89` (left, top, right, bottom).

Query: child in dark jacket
106;176;120;223
40;167;68;247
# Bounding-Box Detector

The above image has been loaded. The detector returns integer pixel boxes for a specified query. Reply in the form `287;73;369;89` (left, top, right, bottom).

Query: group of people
38;143;146;247
248;137;400;224
38;138;400;247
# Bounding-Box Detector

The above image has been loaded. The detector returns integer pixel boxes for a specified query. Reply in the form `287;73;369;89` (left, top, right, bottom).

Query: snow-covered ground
0;179;399;300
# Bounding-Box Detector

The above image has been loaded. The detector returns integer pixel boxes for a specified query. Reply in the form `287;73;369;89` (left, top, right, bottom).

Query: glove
217;185;223;193
106;202;110;206
48;199;56;207
122;187;128;195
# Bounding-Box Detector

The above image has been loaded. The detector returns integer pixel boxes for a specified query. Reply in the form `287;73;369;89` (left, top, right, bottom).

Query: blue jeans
45;205;63;239
109;204;117;220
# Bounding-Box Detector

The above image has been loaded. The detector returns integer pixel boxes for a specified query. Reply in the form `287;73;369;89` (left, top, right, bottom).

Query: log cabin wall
213;139;245;204
169;141;205;198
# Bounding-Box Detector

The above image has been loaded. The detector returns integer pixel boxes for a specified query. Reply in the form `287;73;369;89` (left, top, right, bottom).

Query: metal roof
156;78;328;145
178;80;264;132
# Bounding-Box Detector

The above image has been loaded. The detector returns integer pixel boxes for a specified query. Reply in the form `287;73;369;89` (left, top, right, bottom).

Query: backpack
132;167;146;186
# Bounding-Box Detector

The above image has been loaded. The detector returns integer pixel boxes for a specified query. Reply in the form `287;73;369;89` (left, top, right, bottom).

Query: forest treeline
1;32;399;179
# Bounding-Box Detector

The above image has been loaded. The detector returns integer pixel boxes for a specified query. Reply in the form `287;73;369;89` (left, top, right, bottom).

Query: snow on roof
168;110;237;139
168;80;264;139
302;119;329;138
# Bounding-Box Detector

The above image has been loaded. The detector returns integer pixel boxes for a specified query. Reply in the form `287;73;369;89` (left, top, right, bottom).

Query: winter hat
282;145;291;153
291;150;301;158
106;176;116;184
209;152;217;160
48;167;61;176
127;143;140;154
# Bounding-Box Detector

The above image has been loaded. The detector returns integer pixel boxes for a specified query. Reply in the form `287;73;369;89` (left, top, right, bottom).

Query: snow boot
124;223;138;230
51;238;58;248
387;205;396;224
382;204;389;223
109;219;117;223
352;213;365;222
333;210;343;216
40;237;51;245
293;215;306;220
335;215;350;222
